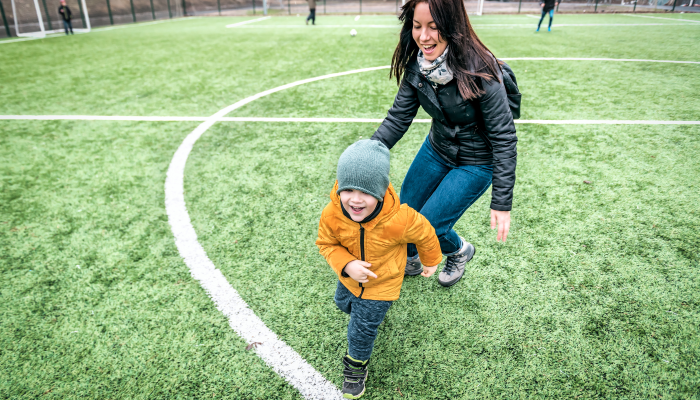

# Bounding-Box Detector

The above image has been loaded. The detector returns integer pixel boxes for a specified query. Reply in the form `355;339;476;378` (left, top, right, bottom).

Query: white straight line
0;17;198;44
0;115;208;121
226;22;694;29
622;13;700;23
501;57;700;64
92;17;200;33
525;14;541;19
225;16;271;28
4;115;699;124
515;120;700;125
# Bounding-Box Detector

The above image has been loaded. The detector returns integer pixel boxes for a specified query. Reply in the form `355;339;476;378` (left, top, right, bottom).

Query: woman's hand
490;209;511;243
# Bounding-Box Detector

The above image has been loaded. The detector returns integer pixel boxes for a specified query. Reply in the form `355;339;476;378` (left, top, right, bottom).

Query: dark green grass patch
186;121;699;399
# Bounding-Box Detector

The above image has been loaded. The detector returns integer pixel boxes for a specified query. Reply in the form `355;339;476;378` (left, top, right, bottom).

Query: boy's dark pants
335;282;392;361
63;20;73;34
306;8;315;24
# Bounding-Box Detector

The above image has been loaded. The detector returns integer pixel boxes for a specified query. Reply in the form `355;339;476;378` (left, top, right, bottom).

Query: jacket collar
330;181;400;232
405;59;448;124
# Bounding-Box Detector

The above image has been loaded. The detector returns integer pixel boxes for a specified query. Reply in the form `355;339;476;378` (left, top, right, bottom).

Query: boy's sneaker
404;255;423;276
438;237;475;287
342;355;369;399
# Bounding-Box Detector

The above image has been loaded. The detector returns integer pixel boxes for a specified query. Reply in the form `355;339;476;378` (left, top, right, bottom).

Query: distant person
58;0;73;35
316;140;442;399
537;0;559;32
305;0;316;25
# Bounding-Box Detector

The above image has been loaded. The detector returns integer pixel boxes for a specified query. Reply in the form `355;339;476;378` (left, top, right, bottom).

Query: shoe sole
438;244;475;287
343;388;365;399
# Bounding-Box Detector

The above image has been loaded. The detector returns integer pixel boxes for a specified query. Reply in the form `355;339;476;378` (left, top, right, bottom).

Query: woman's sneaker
438;237;475;287
404;255;423;276
342;355;369;399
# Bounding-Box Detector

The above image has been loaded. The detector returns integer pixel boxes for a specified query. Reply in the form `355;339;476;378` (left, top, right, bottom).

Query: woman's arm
476;72;518;213
371;77;421;150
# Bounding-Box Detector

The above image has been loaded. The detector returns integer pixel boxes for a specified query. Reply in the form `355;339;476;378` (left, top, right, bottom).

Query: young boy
316;139;443;399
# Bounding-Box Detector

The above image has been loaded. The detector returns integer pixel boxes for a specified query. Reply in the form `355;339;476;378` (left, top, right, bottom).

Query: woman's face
412;2;447;61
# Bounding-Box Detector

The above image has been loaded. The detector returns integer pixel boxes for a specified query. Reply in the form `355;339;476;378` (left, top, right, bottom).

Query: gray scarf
417;46;453;88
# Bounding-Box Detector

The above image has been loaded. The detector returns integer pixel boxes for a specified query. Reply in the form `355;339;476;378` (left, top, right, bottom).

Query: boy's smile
339;189;379;222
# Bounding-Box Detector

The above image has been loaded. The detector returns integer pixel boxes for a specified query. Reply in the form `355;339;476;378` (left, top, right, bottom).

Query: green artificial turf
1;14;699;400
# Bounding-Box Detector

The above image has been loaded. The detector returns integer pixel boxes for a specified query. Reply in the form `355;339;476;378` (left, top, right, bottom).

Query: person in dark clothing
58;0;73;35
371;0;517;288
537;0;559;32
305;0;316;25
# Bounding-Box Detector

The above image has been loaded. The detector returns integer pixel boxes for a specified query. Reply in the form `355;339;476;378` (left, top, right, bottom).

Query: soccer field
1;13;699;399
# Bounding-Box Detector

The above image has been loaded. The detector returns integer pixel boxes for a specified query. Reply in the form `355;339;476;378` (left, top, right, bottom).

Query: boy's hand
421;265;438;278
344;260;377;283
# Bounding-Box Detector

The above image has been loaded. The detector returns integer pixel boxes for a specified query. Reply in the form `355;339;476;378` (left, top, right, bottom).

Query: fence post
150;0;156;19
671;0;677;11
633;0;636;11
594;0;598;11
0;0;10;37
360;0;362;13
252;0;255;14
77;0;86;27
181;0;187;16
324;0;326;13
287;0;289;14
129;0;136;21
106;0;114;24
518;0;522;12
166;0;172;18
556;0;560;10
217;0;221;15
40;0;53;30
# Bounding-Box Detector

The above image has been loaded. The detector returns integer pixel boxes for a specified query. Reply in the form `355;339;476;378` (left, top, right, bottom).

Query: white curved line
165;66;392;400
164;59;698;399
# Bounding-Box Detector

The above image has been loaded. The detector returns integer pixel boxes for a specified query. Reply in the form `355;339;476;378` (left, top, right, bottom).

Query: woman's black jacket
370;59;518;212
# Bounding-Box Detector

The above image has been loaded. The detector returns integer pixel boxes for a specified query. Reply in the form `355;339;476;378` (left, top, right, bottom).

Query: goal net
11;0;91;38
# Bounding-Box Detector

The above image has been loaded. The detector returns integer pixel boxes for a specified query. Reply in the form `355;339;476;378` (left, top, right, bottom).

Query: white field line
526;14;541;19
0;17;198;45
225;16;271;28
226;22;695;29
0;115;208;121
501;57;700;64
164;66;396;400
2;115;699;124
92;17;200;32
622;13;700;23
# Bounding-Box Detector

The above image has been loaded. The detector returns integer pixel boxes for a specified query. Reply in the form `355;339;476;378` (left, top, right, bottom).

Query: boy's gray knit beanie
337;139;390;201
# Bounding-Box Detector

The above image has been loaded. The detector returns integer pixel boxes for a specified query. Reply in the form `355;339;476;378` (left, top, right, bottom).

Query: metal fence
1;0;697;38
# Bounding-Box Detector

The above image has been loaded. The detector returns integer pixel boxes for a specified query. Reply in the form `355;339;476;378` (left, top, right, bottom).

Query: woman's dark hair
391;0;500;100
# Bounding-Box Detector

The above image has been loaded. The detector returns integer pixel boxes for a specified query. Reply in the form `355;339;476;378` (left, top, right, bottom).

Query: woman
370;0;517;288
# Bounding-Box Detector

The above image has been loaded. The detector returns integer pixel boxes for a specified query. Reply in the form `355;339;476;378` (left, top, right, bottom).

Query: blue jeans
402;136;493;258
537;9;554;30
335;282;392;361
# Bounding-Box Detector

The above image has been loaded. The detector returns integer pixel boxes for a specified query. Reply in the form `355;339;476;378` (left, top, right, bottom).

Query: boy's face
339;189;379;222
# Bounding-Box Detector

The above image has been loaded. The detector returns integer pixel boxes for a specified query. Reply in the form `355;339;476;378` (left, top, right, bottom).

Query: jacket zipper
358;224;365;299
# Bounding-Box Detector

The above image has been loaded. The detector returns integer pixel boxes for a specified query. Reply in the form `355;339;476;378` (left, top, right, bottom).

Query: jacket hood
330;180;400;232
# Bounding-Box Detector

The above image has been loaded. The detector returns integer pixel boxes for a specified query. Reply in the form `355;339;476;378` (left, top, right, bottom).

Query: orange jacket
316;181;442;301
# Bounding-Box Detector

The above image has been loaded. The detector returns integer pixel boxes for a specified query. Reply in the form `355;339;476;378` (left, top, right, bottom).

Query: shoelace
443;256;459;275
